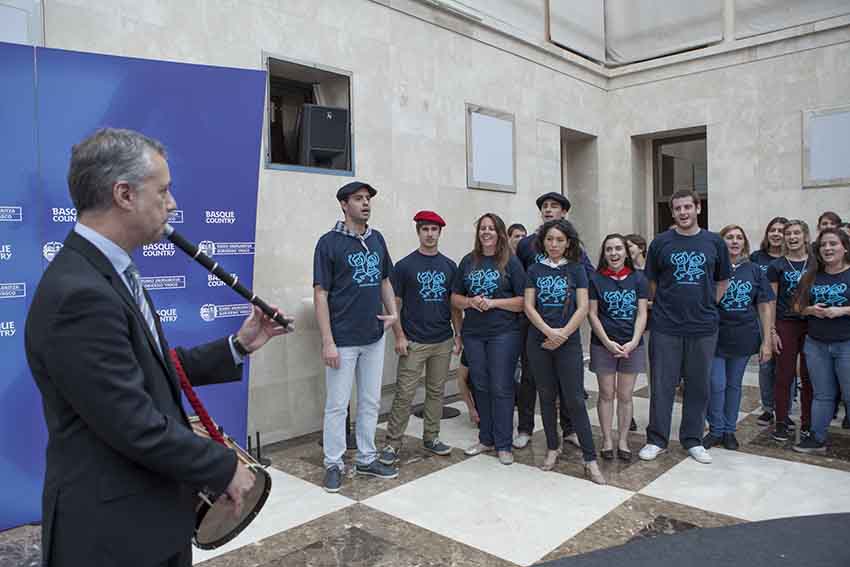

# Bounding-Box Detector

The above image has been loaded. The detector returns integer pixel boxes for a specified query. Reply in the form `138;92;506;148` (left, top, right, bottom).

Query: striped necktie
124;263;162;354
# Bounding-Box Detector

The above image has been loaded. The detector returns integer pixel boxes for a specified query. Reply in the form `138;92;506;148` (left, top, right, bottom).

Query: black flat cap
336;181;377;201
535;192;571;212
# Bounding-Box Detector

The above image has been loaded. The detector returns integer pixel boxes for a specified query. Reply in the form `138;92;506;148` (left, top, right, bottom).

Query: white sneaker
464;442;494;456
688;445;712;464
638;444;666;461
512;433;530;449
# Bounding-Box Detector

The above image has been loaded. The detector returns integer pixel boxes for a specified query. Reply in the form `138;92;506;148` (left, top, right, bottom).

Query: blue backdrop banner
0;42;267;530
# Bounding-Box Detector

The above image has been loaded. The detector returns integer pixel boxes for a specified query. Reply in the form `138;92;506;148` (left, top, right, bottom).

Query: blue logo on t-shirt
417;271;447;302
534;252;546;265
603;289;637;320
536;275;567;306
758;264;768;274
720;279;753;311
348;251;381;286
783;270;802;295
811;283;848;306
467;269;500;297
671;251;706;284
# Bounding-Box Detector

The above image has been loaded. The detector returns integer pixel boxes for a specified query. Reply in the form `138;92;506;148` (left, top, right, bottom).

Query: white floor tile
377;402;543;451
193;467;354;564
640;450;850;521
363;455;633;566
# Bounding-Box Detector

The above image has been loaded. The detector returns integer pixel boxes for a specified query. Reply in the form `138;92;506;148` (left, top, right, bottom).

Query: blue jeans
323;335;386;469
464;331;520;451
805;337;850;443
708;355;750;435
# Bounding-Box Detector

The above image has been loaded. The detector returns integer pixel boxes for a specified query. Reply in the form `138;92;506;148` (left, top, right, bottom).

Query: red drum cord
169;348;226;445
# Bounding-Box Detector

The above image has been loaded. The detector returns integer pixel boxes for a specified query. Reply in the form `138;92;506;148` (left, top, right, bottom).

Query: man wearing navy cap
313;181;399;492
379;211;462;465
513;192;594;449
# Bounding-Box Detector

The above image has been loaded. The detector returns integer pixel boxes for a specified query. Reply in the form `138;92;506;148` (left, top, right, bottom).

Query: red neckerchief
600;266;632;279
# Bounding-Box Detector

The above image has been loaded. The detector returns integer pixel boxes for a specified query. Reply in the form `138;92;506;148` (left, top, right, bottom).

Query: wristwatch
232;335;251;357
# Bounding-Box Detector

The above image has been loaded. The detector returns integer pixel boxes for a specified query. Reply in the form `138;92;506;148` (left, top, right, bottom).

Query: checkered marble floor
4;368;850;567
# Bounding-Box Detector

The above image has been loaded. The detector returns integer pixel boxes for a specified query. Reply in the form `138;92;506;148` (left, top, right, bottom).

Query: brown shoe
541;449;559;471
584;461;606;485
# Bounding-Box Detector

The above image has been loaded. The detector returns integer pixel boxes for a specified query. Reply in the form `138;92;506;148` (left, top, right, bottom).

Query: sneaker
378;445;398;466
772;423;789;442
786;417;796;432
688;445;713;464
799;428;812;441
722;433;739;451
324;466;342;493
638;444;666;461
464;442;494;456
756;411;774;426
423;438;452;456
498;450;514;465
629;418;638;432
702;434;722;449
512;432;530;449
355;460;399;479
793;436;826;454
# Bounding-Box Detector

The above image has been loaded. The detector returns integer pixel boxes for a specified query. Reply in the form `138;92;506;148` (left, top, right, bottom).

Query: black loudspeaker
298;104;349;169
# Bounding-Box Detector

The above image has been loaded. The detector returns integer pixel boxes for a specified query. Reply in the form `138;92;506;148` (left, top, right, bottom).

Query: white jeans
323;335;386;469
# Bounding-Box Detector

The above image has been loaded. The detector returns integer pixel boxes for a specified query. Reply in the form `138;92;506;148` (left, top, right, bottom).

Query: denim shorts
590;341;647;374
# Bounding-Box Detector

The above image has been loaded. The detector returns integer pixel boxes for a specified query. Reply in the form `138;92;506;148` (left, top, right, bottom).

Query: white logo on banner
168;210;184;224
199;303;251;322
0;321;15;338
51;207;77;223
0;282;26;299
141;275;186;291
43;241;63;262
207;273;236;287
0;206;23;222
142;242;176;257
156;307;178;323
196;241;254;258
0;244;11;261
205;210;236;224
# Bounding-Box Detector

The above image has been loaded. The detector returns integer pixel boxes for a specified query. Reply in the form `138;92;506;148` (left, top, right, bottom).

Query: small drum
189;416;272;550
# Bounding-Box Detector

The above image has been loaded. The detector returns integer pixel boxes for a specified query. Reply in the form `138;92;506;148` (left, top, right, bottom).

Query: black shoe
356;460;399;479
772;423;790;442
843;414;850;430
756;411;774;426
702;434;722;449
617;448;632;462
722;433;739;450
324;466;342;493
786;417;796;432
629;418;638;432
600;449;614;460
793;436;826;454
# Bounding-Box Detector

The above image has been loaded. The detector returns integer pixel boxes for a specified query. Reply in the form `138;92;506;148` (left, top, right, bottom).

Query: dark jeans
464;331;521;451
647;331;717;450
157;543;191;567
517;318;572;435
775;319;812;429
527;335;596;462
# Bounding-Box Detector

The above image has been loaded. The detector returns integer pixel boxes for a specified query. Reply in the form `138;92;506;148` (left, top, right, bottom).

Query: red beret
413;210;446;227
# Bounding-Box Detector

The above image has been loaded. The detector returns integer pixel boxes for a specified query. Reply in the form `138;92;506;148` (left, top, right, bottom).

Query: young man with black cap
379;211;463;464
513;192;593;449
313;181;400;492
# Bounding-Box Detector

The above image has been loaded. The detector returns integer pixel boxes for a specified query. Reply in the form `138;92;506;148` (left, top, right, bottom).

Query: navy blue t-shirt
516;233;595;274
391;251;457;344
645;229;732;337
313;229;393;347
525;261;588;345
766;257;807;321
749;250;782;275
452;254;525;339
807;268;850;343
716;262;775;357
589;270;650;346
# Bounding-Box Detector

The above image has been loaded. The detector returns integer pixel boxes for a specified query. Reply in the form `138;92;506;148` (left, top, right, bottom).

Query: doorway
652;134;707;234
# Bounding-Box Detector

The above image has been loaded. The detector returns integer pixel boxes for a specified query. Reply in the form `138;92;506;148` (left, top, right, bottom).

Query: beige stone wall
41;0;850;443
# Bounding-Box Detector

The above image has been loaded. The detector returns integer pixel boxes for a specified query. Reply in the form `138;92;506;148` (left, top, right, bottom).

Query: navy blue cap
336;181;377;201
535;192;571;212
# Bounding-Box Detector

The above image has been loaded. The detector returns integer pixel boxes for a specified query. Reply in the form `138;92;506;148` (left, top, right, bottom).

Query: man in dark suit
25;128;289;567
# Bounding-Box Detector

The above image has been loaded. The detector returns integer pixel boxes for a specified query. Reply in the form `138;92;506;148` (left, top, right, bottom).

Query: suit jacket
25;231;240;567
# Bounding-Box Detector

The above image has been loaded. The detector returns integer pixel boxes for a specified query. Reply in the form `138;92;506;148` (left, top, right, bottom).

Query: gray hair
67;128;167;213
